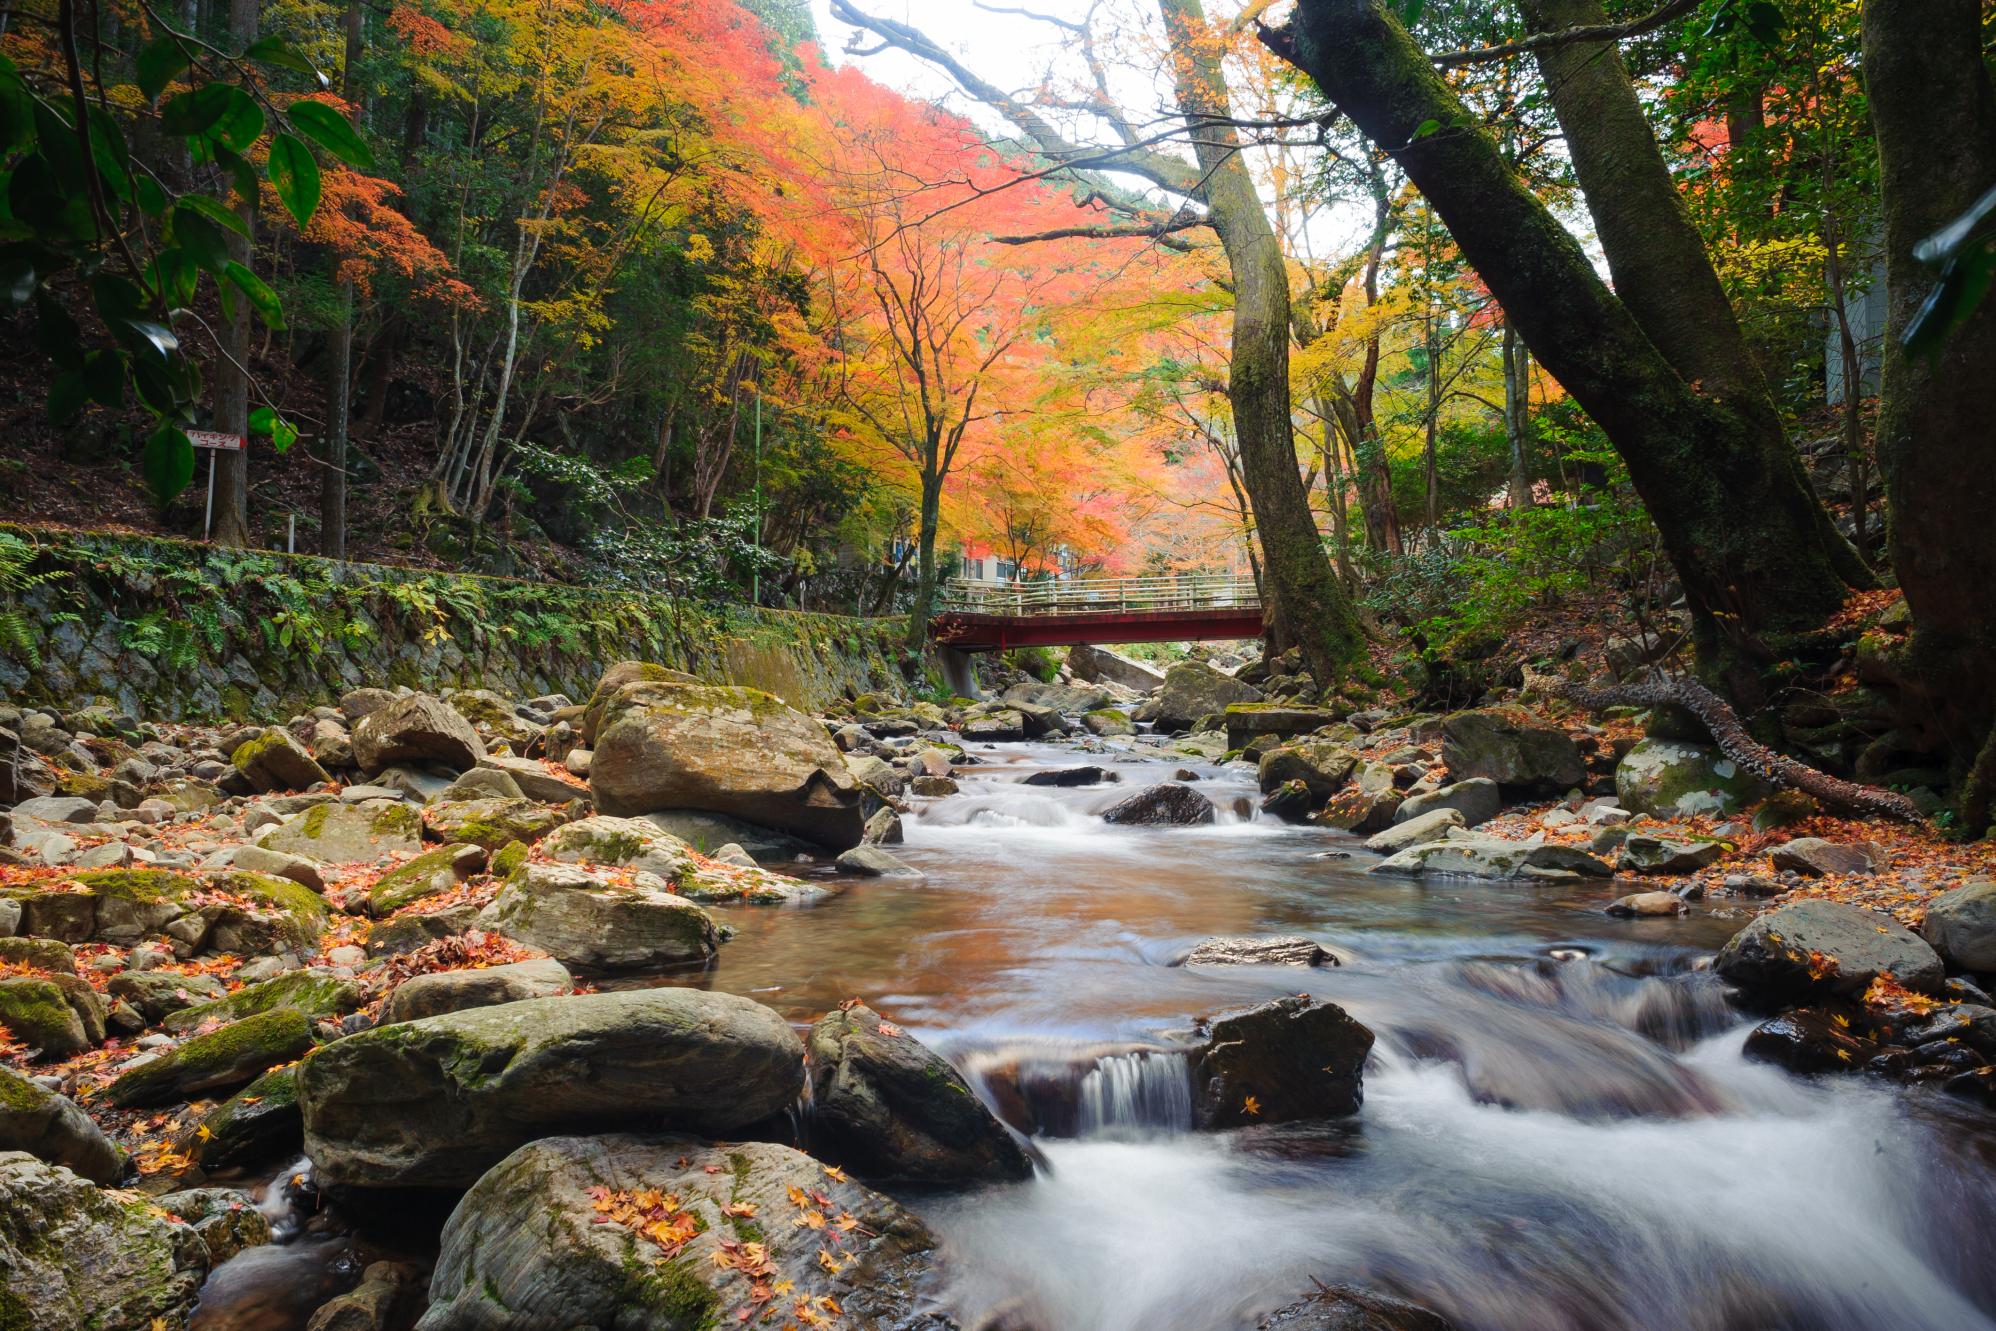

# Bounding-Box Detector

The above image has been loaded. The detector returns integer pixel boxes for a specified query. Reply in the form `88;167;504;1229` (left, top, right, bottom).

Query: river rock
540;814;694;881
476;862;719;972
963;708;1029;741
1441;708;1584;793
1193;994;1373;1129
423;797;567;851
0;976;89;1058
231;728;333;793
477;752;589;804
1083;709;1135;736
1742;1009;1882;1074
1371;832;1541;880
0;1065;125;1183
1768;837;1885;877
106;968;228;1023
368;843;485;915
1004;680;1115;713
1258;740;1358;799
163;967;361;1034
1315;760;1402;833
261;799;424;863
590;680;864;849
1152;661;1263;733
230;843;329;892
1617;834;1724;874
807;1001;1033;1184
1258;1284;1455;1330
1102;782;1217;826
1614;739;1771;819
154;1187;271;1264
1606;891;1689;918
1364;808;1466;854
437;767;524;803
1022;765;1119;787
1716;899;1945;1000
299;989;805;1188
864;807;904;845
416;1135;941;1331
1919;880;1996;973
0;1151;208;1330
107;1008;315;1107
1223;704;1343;750
380;958;574;1024
352;694;485;775
835;844;923;879
1393;777;1502;829
576;660;700;745
1068;643;1166;690
1180;936;1337;968
187;1065;302;1170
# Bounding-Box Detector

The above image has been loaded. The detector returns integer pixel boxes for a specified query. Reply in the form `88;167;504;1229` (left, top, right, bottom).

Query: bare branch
991;214;1211;246
1431;0;1699;67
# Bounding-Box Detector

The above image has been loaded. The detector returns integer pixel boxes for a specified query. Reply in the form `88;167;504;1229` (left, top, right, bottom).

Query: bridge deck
930;575;1263;649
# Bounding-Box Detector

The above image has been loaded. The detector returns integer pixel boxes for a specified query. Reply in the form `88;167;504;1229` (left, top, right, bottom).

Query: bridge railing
938;574;1260;617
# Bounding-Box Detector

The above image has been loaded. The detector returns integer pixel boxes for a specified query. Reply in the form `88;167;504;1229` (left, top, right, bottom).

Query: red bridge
929;575;1264;651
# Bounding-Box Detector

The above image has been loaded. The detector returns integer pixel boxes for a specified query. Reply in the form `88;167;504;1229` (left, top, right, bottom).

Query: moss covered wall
0;526;911;721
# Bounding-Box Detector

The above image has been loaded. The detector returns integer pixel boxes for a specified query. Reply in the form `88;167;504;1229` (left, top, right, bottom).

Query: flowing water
193;737;1996;1330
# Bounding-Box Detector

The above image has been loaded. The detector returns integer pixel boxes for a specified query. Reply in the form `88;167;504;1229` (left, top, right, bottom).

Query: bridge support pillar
939;647;982;700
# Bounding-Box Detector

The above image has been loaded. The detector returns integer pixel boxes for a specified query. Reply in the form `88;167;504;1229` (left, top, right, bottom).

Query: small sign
188;431;245;452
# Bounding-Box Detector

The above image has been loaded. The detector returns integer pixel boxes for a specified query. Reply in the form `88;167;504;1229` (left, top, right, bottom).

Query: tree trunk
1160;0;1364;683
905;467;944;653
209;0;258;546
1861;0;1996;828
1503;322;1533;510
321;281;353;560
1270;0;1862;690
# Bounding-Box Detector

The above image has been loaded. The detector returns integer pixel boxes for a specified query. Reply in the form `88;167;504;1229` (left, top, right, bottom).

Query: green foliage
1000;646;1061;683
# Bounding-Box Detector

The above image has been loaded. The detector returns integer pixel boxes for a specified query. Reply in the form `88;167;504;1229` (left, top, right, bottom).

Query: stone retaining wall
0;526;910;721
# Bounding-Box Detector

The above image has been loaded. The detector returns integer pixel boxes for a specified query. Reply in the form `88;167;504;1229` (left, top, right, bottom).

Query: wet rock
1769;837;1885;877
1617;834;1724;874
1258;1285;1456;1330
807;1001;1033;1184
0;1065;125;1183
107;1008;315;1107
300;989;804;1188
1371;833;1540;880
1614;739;1771;819
1724;872;1785;897
1002;681;1114;714
1440;708;1584;793
1315;760;1402;833
1392;777;1502;829
963;708;1029;741
1742;1009;1882;1074
1021;765;1119;787
1180;936;1337;968
306;1259;421;1331
153;1187;271;1263
911;774;961;797
1716;899;1946;1000
422;796;567;851
836;844;924;878
188;1065;301;1170
1525;844;1614;877
1257;739;1358;800
352;694;485;776
381;958;574;1024
1920;880;1996;972
1223;704;1343;750
1152;661;1263;733
231;728;333;793
476;862;719;972
163;967;361;1034
1102;782;1217;827
261;799;424;863
590;680;864;849
1260;779;1319;823
417;1135;940;1331
1192;994;1373;1129
1083;709;1135;737
0;1150;207;1330
367;843;485;915
864;807;904;845
1606;891;1689;918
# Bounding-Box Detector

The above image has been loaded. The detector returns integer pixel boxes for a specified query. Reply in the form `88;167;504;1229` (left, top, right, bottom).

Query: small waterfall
1076;1050;1194;1136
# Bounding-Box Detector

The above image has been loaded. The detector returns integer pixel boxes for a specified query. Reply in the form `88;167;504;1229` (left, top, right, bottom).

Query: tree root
1529;672;1925;824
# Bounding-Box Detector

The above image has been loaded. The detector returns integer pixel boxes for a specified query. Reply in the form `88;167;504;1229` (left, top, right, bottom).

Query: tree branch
1430;0;1700;67
990;215;1212;246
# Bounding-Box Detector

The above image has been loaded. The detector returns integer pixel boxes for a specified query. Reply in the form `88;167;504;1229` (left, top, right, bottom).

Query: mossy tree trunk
1268;0;1864;697
1861;0;1996;831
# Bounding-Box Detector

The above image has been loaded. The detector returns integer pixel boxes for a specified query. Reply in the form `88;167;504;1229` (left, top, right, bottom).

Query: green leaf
1743;0;1784;44
211;86;265;154
114;317;180;365
136;35;192;104
177;191;250;237
267;132;321;230
86;106;132;202
32;96;88;197
286;101;373;169
1414;119;1442;139
213;145;261;207
160;83;236;137
141;423;197;505
248;404;278;433
81;349;124;408
1399;0;1426;25
271;418;299;453
0;55;33;154
1904;242;1996;359
244;36;329;89
173;203;231;272
47;369;86;425
134;173;169;216
148;247;198;308
222;260;284;329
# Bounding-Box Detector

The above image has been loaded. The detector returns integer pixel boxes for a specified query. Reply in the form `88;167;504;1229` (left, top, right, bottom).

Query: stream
193;737;1996;1331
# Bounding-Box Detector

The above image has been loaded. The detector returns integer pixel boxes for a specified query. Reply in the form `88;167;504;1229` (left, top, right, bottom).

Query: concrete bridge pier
939;646;982;700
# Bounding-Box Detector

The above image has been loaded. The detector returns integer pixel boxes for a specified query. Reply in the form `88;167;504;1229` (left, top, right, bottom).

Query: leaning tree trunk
1267;0;1861;698
1160;0;1364;683
1862;0;1996;832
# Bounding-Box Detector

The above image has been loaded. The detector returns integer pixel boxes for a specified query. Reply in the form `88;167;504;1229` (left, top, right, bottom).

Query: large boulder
106;1008;315;1108
476;863;719;973
415;1135;940;1331
1615;739;1772;818
1370;832;1540;880
1152;661;1264;733
231;728;332;792
1440;708;1584;793
1192;995;1374;1129
1101;782;1217;827
367;843;486;916
1001;681;1114;714
540;814;695;883
261;799;424;863
1315;760;1402;833
1067;643;1166;690
299;989;805;1188
188;1065;302;1171
477;752;589;805
1920;880;1996;973
163;967;361;1035
1224;704;1344;750
1393;778;1502;829
0;977;89;1059
807;1002;1033;1185
1363;807;1465;855
577;660;700;746
380;958;574;1024
1258;740;1358;800
1715;899;1946;1000
1768;837;1885;877
590;681;864;850
0;1151;208;1330
352;694;485;775
0;1066;125;1183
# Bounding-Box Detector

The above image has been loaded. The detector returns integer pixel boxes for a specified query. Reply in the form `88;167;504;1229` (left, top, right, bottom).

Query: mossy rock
164;967;361;1035
186;1065;302;1170
579;662;699;744
66;869;201;904
0;1066;125;1184
0;1152;206;1329
0;938;77;975
1615;739;1773;819
0;978;89;1060
107;1007;314;1108
201;870;329;954
489;839;531;881
423;798;567;852
261;799;424;863
370;844;480;916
